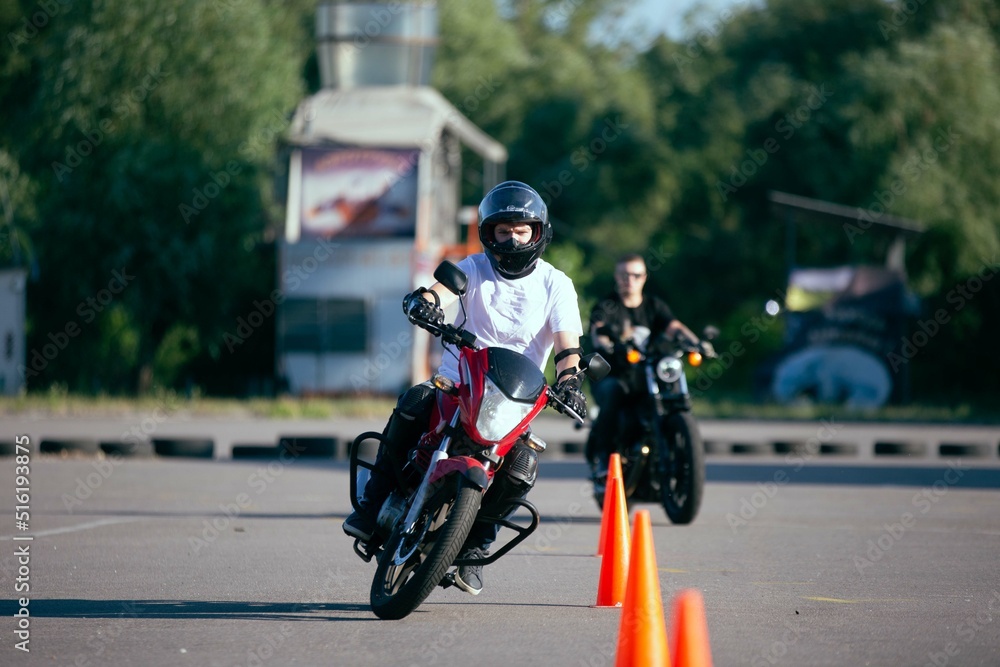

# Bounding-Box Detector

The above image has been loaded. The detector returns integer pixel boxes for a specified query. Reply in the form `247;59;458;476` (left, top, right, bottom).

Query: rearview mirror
702;325;720;341
434;261;468;296
580;353;610;382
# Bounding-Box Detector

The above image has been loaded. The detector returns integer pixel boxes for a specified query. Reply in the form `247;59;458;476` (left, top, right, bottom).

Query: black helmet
478;181;552;279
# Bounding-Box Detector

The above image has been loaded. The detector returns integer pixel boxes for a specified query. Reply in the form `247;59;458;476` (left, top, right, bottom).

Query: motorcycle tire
593;486;638;513
660;412;705;525
592;447;644;511
370;476;482;620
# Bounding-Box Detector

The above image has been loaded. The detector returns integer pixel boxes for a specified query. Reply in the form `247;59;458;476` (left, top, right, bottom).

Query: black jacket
589;292;674;379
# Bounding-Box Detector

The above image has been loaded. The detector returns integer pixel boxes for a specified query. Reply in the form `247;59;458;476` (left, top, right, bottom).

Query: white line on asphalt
0;517;140;540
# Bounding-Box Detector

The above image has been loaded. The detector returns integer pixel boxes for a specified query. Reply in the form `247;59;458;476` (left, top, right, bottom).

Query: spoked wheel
660;412;705;525
370;476;481;620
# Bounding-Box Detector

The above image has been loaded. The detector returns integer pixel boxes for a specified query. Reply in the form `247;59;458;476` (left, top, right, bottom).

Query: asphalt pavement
1;444;999;666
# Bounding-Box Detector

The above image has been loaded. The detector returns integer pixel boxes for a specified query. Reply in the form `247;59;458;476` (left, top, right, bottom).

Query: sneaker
343;510;377;542
454;546;488;596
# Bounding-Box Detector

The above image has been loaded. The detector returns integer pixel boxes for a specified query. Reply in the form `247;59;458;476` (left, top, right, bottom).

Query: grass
3;386;998;424
691;393;1000;424
0;389;396;420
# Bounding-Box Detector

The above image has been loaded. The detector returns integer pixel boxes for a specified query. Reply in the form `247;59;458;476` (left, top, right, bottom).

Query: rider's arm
413;256;478;311
417;284;460;311
653;296;697;344
553;331;583;377
590;319;614;354
666;319;699;344
589;298;620;354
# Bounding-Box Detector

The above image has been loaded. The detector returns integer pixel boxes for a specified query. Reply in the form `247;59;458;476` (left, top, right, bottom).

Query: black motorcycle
592;325;717;524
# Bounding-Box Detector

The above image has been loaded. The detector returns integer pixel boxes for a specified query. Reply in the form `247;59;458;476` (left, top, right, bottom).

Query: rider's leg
455;440;538;595
585;376;626;473
466;441;538;548
371;380;437;493
344;381;436;540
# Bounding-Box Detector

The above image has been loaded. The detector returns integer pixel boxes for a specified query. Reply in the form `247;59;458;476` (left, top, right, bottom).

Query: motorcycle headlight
655;357;683;383
475;376;534;442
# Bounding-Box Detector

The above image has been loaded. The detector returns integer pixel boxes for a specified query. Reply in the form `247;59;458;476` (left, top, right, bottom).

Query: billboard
768;265;918;407
299;146;418;238
783;265;913;357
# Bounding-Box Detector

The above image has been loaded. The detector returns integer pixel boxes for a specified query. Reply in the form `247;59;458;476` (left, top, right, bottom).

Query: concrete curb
3;417;999;466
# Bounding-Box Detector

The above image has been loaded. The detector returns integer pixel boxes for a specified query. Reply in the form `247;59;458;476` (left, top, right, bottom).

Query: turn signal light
627;349;642;364
432;374;457;394
526;433;548;452
688;351;703;367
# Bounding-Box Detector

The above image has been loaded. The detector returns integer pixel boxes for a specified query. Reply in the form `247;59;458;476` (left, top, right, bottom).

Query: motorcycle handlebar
414;308;589;423
411;298;600;425
664;331;718;359
694;339;719;359
413;316;478;350
545;387;586;425
417;314;584;423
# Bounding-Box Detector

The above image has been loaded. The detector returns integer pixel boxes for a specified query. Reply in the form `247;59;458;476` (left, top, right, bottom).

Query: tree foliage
2;0;998;400
1;0;303;392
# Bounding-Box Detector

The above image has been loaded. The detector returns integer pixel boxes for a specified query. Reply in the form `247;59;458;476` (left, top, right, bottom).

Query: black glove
402;288;445;328
551;375;587;419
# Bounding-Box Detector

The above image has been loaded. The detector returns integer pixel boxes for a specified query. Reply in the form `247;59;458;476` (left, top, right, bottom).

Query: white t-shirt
438;254;583;382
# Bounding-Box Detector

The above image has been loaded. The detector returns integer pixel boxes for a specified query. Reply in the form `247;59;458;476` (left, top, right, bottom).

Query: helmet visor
483;219;542;247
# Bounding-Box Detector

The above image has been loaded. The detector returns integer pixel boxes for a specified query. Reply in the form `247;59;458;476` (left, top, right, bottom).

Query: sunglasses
616;272;646;280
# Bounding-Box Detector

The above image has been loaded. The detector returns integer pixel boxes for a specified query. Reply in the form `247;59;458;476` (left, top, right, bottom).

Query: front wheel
660;412;705;525
370;476;481;620
592;443;646;511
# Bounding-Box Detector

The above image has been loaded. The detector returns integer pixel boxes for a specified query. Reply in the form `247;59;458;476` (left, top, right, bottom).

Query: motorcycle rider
343;181;588;596
584;253;700;482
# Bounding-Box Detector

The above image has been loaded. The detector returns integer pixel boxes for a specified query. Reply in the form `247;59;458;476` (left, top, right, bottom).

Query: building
0;268;27;395
275;1;507;395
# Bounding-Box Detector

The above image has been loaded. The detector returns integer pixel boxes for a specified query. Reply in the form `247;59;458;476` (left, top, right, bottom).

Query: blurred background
1;0;999;418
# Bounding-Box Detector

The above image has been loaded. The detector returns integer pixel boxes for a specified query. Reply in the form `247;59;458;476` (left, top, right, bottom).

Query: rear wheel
660;412;704;525
370;477;481;620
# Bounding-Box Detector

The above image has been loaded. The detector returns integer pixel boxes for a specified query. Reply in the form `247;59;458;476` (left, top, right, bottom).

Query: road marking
802;596;919;604
660;568;688;573
0;517;140;540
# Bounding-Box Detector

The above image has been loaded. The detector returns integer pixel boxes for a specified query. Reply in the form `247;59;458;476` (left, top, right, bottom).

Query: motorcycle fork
655;398;696;507
645;363;683;480
400;411;460;536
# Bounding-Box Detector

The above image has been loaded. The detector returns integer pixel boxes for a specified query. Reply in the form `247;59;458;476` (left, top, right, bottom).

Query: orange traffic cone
670;589;713;667
614;510;669;666
594;467;630;607
596;453;624;557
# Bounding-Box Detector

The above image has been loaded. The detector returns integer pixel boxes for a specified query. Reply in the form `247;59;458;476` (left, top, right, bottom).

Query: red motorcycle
348;261;609;620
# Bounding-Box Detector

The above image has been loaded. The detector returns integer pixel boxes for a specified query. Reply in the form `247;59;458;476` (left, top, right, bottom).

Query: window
281;298;367;353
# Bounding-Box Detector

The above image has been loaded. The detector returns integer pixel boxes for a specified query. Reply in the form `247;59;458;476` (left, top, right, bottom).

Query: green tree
842;21;1000;286
0;0;303;392
435;0;666;288
0;150;37;269
635;0;1000;399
